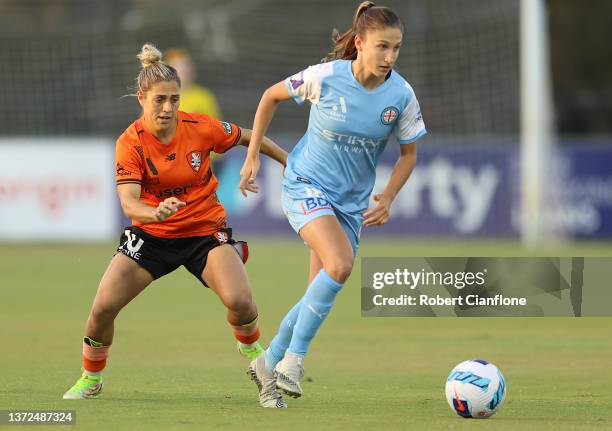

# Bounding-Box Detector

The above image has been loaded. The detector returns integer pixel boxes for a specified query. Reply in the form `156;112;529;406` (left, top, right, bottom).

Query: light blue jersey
283;59;427;215
265;61;427;370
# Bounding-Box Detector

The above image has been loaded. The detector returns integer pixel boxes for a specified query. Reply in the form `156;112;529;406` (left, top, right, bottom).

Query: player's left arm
363;143;417;226
238;127;288;168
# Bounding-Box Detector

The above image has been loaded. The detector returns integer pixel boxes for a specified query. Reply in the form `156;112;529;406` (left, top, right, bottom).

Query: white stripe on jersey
287;62;334;105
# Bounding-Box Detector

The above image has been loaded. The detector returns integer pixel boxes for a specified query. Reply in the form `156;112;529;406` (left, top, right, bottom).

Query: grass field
1;238;611;430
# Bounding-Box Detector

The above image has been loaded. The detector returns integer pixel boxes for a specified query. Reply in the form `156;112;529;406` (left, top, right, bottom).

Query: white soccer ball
445;359;506;418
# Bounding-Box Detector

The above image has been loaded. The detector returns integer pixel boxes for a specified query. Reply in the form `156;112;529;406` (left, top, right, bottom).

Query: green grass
1;239;611;430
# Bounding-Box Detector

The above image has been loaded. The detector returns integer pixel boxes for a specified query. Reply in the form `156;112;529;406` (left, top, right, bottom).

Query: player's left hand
239;156;261;197
363;194;393;226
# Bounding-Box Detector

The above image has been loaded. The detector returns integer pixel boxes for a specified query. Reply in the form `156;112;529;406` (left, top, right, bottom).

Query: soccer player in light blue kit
241;1;426;408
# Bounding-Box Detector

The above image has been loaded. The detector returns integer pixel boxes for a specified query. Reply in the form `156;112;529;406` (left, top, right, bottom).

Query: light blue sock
287;269;343;356
265;299;302;372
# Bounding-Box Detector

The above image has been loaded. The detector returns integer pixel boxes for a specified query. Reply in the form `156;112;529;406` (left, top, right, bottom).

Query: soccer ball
445;359;506;418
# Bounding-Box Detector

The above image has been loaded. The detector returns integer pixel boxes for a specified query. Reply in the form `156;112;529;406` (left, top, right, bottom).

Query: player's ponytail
322;2;403;62
135;43;181;94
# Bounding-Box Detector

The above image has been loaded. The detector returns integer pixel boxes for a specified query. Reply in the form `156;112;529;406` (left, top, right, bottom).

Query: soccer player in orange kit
63;43;288;408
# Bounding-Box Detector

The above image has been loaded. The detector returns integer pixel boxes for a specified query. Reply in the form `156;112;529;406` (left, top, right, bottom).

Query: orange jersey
115;111;241;238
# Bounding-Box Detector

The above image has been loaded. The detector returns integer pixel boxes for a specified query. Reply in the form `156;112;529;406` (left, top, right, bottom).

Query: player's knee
225;294;254;315
326;258;353;283
89;303;119;323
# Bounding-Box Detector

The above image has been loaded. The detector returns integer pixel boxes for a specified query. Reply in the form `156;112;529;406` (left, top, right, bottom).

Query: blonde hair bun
137;43;163;68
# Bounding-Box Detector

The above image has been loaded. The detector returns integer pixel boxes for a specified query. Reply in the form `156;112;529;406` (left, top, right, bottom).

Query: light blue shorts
281;177;362;254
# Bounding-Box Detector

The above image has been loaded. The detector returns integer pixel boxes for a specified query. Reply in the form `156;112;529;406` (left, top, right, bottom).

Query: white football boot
247;355;287;408
274;352;304;399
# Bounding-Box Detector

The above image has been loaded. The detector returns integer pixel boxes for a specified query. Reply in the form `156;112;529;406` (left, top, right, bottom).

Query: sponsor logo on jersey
214;231;229;243
327;96;348;122
187;151;202;172
144;184;191;199
320;129;386;154
165;153;176;161
289;71;305;89
116;163;132;176
381;106;399;125
220;121;232;135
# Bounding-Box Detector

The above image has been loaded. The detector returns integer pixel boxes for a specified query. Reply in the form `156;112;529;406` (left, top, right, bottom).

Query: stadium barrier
0;139;116;241
2;139;610;241
215;141;612;239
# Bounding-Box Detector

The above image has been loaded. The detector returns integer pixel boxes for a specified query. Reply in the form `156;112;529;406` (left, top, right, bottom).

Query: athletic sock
231;315;261;345
82;336;110;373
265;299;302;373
287;269;343;356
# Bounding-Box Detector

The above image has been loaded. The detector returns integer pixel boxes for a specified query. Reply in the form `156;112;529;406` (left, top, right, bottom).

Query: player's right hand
153;197;186;221
239;156;261;197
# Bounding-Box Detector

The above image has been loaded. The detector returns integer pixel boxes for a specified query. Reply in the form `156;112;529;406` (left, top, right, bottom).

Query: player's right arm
117;183;185;224
115;132;185;223
239;81;292;196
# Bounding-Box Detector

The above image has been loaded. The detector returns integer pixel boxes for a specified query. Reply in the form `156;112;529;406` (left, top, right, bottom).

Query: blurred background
0;0;611;247
2;4;610;428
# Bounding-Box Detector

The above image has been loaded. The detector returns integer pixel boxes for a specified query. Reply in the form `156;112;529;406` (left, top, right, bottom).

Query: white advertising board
0;139;116;241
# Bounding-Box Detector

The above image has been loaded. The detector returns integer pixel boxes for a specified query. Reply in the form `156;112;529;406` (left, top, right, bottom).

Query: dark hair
322;2;403;62
135;43;181;94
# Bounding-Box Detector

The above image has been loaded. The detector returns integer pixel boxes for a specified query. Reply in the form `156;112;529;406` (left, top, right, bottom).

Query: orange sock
232;316;260;345
82;337;110;373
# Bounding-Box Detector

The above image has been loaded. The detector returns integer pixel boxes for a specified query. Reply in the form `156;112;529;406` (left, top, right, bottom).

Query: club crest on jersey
220;121;232;135
381;106;399;125
187;151;202;172
214;231;229;244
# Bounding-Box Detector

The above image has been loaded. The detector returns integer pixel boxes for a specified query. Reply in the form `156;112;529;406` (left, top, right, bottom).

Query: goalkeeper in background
62;43;288;408
240;1;426;407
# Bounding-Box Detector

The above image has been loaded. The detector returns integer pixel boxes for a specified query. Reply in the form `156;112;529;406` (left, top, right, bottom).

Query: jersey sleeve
115;138;144;186
394;92;427;144
284;62;334;105
209;119;242;154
